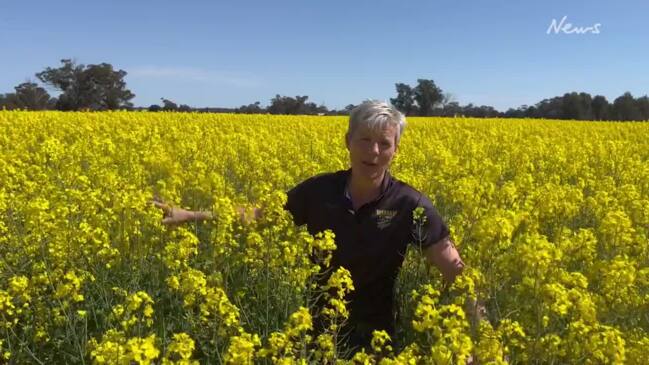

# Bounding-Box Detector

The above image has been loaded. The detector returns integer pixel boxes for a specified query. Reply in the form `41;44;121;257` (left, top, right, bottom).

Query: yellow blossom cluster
0;110;647;363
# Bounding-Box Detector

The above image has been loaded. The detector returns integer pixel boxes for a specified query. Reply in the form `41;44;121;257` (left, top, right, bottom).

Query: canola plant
0;111;647;364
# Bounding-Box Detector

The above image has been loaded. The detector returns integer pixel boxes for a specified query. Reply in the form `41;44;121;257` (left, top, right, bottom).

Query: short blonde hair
347;100;406;145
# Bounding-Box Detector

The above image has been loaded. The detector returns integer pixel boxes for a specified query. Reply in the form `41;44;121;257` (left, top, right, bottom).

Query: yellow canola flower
162;333;198;365
1;111;648;363
89;331;160;365
223;332;260;365
125;335;160;365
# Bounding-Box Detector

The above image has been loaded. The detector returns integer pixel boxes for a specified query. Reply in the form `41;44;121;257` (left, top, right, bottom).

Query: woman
152;100;466;354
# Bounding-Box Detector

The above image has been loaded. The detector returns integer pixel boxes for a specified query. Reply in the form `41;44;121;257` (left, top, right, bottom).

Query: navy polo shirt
284;168;450;334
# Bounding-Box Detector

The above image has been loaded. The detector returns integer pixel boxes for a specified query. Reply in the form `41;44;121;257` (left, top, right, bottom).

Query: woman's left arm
424;235;465;283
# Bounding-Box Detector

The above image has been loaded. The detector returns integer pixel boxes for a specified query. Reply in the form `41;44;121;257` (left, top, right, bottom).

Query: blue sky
1;0;647;111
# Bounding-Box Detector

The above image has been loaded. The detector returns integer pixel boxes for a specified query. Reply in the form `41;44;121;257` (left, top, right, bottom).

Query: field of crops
0;111;648;364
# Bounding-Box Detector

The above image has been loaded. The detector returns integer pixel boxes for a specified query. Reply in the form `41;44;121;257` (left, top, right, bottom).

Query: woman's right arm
151;200;260;226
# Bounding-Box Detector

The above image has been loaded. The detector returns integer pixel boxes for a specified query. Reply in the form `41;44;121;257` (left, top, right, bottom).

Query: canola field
0;111;648;364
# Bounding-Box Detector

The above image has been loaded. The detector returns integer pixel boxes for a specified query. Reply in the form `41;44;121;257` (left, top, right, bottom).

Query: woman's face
346;123;399;182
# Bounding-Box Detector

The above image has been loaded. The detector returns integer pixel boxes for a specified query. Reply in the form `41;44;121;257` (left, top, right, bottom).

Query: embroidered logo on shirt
374;209;397;229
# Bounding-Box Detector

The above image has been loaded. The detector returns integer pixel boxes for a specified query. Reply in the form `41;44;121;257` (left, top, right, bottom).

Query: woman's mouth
362;161;377;167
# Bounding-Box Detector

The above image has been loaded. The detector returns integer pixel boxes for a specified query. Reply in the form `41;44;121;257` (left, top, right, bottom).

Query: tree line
2;59;648;121
1;60;134;111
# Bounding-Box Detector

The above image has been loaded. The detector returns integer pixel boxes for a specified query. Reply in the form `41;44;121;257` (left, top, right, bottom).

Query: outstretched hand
150;198;193;227
235;206;263;226
151;196;264;228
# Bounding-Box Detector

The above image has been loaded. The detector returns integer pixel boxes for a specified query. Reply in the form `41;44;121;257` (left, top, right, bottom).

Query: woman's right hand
150;198;194;226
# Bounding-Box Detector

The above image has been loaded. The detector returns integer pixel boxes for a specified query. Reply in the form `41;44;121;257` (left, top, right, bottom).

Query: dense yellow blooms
224;331;261;364
0;111;647;363
89;332;160;365
162;332;199;365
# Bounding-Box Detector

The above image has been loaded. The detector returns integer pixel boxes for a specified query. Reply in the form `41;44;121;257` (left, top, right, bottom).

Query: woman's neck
347;170;384;210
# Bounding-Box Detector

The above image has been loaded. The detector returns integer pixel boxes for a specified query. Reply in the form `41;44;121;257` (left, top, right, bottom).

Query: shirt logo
374;209;397;229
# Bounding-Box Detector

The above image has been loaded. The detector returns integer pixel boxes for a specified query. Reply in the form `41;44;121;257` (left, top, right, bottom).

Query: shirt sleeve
284;177;312;226
410;193;450;249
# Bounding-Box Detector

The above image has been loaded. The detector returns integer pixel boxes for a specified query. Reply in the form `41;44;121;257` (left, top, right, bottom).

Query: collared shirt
284;168;450;333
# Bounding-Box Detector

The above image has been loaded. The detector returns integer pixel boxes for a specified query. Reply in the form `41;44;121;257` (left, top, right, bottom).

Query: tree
612;92;641;121
36;59;134;110
441;101;462;117
268;95;308;114
560;92;592;120
534;97;563;119
161;98;178;111
441;92;455;108
343;104;356;114
390;79;444;116
267;95;325;115
0;82;54;110
390;83;416;115
237;101;265;114
413;79;443;116
326;104;356;116
635;96;649;121
463;104;500;118
591;95;610;120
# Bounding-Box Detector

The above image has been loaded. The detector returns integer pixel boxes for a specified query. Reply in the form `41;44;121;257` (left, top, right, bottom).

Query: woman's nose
369;142;379;155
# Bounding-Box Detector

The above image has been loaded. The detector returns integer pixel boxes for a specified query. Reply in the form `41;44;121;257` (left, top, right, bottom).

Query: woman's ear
345;132;350;150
